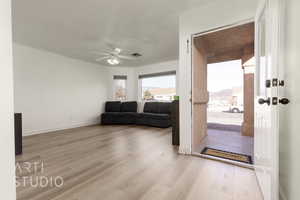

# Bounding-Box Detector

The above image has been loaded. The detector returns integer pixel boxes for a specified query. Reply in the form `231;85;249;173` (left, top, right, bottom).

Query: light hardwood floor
16;125;263;200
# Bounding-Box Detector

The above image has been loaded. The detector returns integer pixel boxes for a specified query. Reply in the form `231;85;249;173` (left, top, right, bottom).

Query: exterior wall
179;0;259;154
242;46;254;137
242;73;254;137
192;42;208;152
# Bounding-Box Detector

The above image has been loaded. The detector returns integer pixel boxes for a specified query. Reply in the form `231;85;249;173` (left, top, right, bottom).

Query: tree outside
143;90;153;100
115;86;126;100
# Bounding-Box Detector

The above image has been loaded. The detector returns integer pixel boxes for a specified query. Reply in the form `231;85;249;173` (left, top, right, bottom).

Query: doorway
192;22;255;165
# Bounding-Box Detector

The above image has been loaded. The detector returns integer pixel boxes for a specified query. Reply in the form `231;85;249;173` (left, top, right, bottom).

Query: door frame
190;18;254;155
0;0;17;198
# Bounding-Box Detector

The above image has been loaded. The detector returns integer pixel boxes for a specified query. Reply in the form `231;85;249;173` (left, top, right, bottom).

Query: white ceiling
12;0;212;66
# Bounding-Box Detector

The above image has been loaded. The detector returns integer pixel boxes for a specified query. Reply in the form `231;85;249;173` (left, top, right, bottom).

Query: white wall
134;60;178;76
13;43;110;136
0;0;16;198
279;0;300;199
179;0;258;154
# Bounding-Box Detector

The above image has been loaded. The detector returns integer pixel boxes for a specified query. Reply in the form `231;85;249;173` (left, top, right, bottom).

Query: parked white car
229;105;244;113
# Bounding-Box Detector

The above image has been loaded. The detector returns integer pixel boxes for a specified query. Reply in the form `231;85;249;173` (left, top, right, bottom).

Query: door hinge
187;40;190;54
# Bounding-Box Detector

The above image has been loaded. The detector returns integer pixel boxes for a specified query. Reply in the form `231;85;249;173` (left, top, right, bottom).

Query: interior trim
192;18;254;38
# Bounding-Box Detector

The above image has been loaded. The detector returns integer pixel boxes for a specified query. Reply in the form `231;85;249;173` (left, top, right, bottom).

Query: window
113;75;127;100
139;71;176;101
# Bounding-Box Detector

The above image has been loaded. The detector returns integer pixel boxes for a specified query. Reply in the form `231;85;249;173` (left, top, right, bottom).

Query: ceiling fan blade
95;56;110;62
118;55;136;60
91;51;111;56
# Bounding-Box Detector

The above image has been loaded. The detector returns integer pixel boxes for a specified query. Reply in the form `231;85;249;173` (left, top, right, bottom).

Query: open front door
254;0;283;199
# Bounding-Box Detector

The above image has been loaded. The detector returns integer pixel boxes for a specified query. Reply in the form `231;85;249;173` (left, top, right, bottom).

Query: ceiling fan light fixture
114;48;122;54
107;57;120;65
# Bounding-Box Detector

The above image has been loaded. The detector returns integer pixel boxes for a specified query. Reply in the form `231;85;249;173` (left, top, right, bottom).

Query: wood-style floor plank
16;125;263;200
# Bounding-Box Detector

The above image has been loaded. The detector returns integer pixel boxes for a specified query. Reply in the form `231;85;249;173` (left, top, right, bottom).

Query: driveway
207;111;243;126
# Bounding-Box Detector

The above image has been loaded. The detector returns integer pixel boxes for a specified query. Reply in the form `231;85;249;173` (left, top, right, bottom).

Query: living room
2;0;300;200
13;35;181;200
12;0;185;198
13;44;178;135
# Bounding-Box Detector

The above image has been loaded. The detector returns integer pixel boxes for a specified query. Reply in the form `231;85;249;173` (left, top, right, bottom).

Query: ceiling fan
93;47;141;65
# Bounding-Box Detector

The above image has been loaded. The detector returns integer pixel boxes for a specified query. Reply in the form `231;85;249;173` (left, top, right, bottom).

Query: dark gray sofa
101;101;172;128
101;101;138;125
136;102;172;128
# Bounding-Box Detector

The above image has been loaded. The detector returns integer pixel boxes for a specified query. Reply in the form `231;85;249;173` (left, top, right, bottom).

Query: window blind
138;70;176;79
113;75;127;80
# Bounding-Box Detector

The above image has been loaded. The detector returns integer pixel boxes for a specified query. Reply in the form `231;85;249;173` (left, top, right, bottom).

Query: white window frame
138;71;176;102
113;75;127;101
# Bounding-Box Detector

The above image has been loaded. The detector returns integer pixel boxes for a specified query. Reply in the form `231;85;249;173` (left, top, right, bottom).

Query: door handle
258;98;271;105
279;98;290;105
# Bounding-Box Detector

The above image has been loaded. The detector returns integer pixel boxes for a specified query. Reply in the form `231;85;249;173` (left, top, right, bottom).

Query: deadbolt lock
270;97;290;105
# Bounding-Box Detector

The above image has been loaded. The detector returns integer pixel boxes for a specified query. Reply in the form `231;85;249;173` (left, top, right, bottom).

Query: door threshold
192;152;254;169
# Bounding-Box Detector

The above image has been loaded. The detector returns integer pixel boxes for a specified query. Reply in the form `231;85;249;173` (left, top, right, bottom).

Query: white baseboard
279;185;287;200
23;121;99;136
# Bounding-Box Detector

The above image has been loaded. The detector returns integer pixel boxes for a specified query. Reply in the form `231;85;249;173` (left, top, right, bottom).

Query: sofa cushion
144;102;171;114
105;101;121;112
101;112;138;125
157;102;171;114
103;112;138;117
139;113;170;120
121;101;137;112
136;112;171;128
144;102;159;113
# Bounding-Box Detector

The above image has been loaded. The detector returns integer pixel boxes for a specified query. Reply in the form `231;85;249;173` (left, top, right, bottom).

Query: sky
142;75;176;88
141;60;243;91
208;60;243;92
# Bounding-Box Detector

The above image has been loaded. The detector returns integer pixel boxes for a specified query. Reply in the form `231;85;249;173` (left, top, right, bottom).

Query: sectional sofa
101;101;172;128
